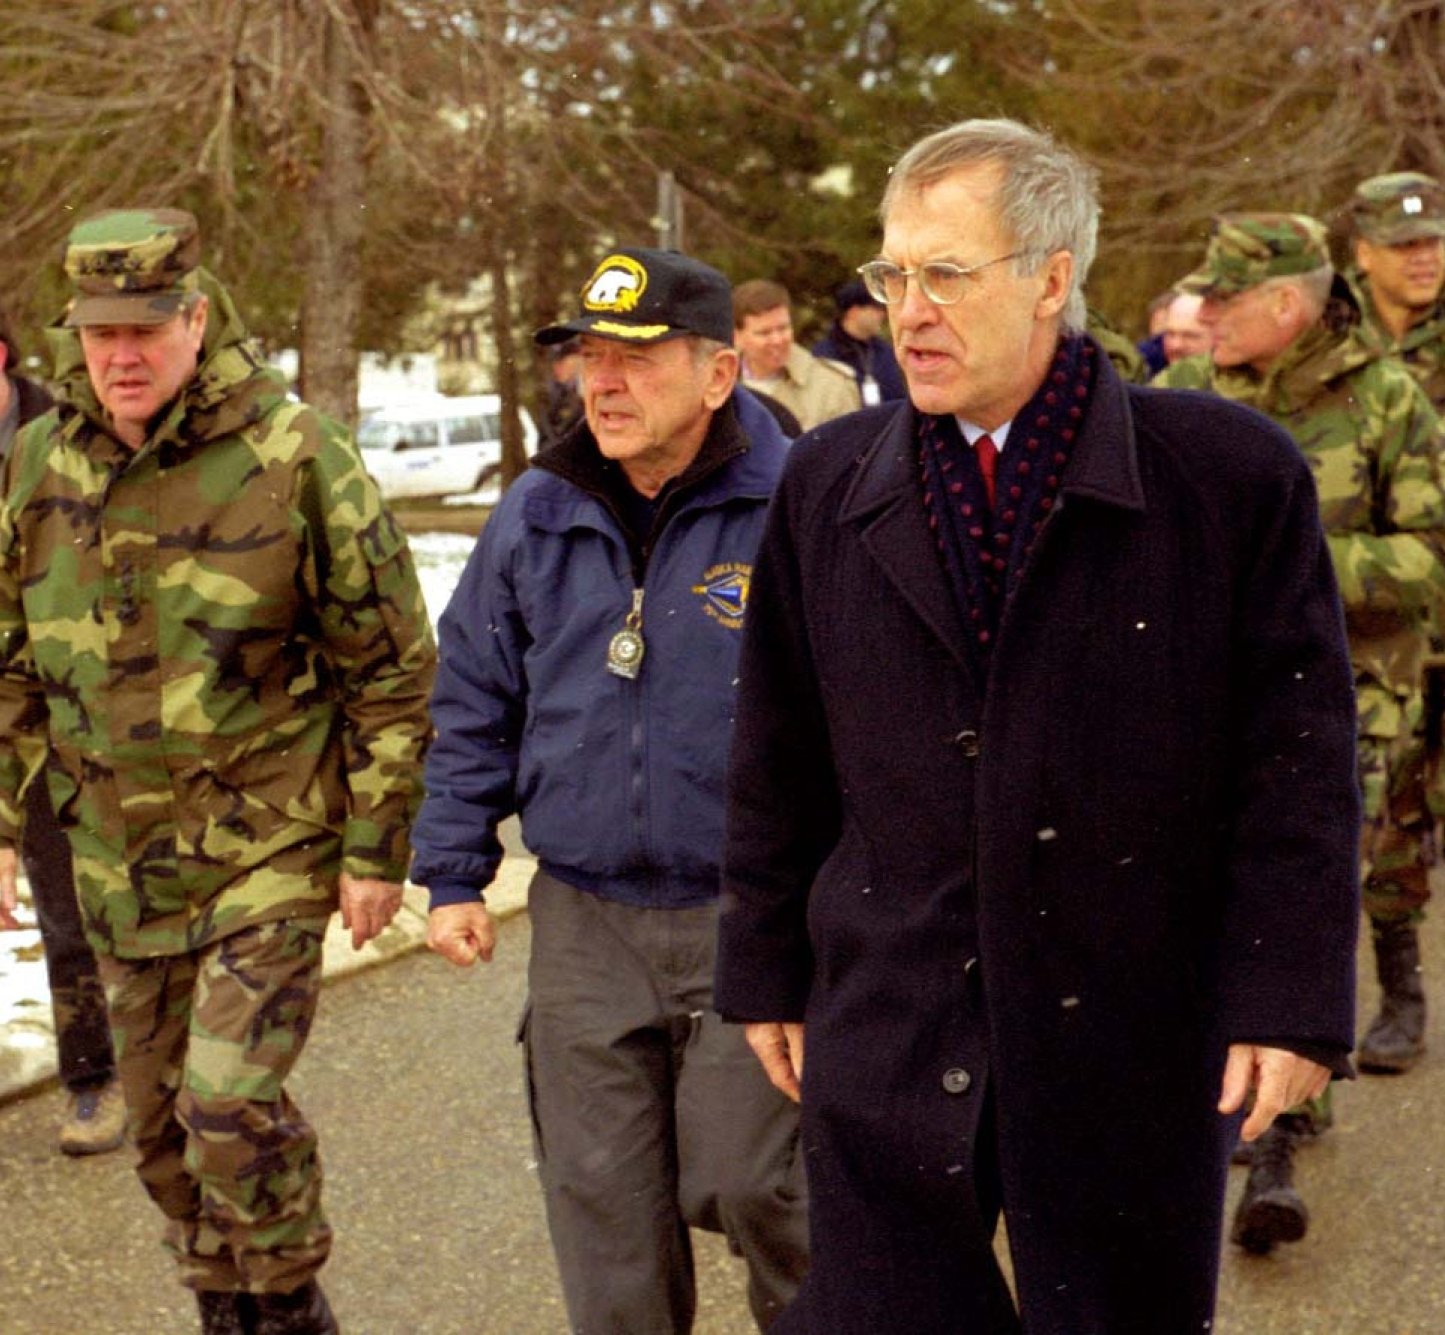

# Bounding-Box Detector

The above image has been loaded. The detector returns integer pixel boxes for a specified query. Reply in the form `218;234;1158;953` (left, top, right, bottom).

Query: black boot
197;1290;255;1335
1230;1116;1309;1255
1359;918;1427;1074
251;1279;339;1335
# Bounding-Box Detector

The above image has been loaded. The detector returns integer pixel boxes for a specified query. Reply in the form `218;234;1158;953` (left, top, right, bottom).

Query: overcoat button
951;729;981;758
942;1067;972;1095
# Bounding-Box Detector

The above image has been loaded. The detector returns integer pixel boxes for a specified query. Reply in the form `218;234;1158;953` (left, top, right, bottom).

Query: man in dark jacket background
810;279;906;406
0;308;124;1159
415;248;808;1332
715;118;1359;1334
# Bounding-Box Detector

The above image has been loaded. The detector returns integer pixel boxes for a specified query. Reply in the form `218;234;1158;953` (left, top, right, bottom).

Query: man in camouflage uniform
1346;172;1445;411
1347;178;1445;1022
1158;212;1445;1255
0;210;436;1335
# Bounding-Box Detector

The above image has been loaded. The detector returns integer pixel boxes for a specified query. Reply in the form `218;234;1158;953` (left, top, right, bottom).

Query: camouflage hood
44;266;288;450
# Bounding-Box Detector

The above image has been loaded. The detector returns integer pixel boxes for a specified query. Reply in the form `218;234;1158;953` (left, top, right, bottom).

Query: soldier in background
0;209;436;1335
1346;172;1445;410
1345;172;1445;1076
733;279;861;431
0;308;125;1158
1160;213;1445;1254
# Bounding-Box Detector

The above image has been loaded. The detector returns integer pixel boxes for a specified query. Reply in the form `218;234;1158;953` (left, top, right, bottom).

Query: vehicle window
447;414;503;445
357;419;398;451
449;416;484;445
398;421;441;451
358;419;441;452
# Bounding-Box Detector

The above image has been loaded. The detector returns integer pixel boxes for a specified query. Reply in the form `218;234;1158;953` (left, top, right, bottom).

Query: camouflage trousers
1358;683;1433;925
1277;687;1433;1134
95;917;331;1294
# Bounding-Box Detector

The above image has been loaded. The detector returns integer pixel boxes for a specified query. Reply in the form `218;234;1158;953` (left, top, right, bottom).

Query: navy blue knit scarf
918;334;1098;669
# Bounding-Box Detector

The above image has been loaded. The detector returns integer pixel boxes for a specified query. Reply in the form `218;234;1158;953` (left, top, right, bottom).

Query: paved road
0;913;751;1335
2;908;1441;1334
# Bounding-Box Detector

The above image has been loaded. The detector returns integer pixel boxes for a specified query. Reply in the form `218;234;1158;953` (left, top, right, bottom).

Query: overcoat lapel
837;405;978;684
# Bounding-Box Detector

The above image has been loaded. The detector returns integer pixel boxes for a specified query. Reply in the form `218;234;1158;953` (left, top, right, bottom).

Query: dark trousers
524;871;810;1333
24;775;115;1094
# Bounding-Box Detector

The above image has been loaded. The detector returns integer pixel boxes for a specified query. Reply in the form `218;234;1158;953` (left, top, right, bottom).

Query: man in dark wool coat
714;118;1361;1335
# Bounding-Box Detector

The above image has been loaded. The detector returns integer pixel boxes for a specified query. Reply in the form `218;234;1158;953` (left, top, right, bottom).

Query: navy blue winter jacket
412;388;789;910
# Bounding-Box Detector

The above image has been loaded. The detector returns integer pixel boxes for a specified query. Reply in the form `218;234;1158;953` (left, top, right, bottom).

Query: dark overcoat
715;352;1360;1334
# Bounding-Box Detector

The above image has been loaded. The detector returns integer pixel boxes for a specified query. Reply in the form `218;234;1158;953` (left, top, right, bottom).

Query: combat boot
57;1078;127;1156
1359;919;1427;1073
196;1290;255;1335
1230;1115;1309;1256
252;1279;339;1335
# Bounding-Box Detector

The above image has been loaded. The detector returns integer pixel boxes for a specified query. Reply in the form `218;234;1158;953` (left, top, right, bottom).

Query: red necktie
976;434;998;510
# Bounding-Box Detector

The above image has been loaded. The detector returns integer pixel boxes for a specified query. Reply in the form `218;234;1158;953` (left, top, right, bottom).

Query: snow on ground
0;917;53;1042
408;528;478;625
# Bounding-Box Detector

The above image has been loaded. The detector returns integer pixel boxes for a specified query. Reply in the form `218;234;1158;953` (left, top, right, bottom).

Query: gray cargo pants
523;870;809;1333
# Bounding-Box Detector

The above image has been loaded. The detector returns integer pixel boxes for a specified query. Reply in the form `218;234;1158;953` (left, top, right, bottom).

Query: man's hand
427;901;497;967
0;845;18;930
338;873;404;950
1219;1043;1331;1141
745;1021;805;1103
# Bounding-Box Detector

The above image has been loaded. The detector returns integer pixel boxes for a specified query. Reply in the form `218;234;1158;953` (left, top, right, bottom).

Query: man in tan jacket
733;279;861;431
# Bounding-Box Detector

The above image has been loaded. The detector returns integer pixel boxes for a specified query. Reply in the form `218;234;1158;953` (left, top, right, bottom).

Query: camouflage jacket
1155;320;1445;697
1087;307;1149;384
1346;269;1445;413
0;270;436;958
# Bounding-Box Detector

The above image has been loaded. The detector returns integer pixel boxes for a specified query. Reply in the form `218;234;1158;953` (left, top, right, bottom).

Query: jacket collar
835;336;1144;676
534;390;781;508
46;268;287;458
839;335;1145;526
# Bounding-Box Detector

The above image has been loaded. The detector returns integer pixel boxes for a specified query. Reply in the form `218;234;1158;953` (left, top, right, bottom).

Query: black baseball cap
535;248;734;346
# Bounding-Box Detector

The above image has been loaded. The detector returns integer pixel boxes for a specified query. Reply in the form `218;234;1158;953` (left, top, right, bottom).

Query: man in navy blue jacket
412;247;808;1333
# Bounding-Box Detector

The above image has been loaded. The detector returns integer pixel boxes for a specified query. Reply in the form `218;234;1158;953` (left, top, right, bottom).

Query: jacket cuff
426;879;487;912
1234;1036;1356;1080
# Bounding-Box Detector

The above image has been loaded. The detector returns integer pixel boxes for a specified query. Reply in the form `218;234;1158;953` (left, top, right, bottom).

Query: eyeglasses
857;253;1027;306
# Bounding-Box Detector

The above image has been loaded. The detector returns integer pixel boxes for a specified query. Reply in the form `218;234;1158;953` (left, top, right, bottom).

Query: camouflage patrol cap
62;208;201;327
1177;213;1331;298
1350;172;1445;245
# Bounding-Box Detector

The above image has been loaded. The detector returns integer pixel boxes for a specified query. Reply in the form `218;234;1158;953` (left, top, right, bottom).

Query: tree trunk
477;1;528;488
298;0;376;428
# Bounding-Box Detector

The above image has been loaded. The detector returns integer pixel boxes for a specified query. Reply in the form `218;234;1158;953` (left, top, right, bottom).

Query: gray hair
880;118;1100;331
686;334;735;366
1267;266;1334;317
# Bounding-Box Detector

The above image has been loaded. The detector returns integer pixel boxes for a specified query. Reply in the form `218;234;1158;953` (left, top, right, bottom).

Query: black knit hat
835;278;883;314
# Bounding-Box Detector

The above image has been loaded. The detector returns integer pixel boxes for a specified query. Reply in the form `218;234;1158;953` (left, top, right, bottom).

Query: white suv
358;395;539;500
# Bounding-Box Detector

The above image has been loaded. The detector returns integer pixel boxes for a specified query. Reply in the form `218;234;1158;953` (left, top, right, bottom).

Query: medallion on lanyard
607;588;646;679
